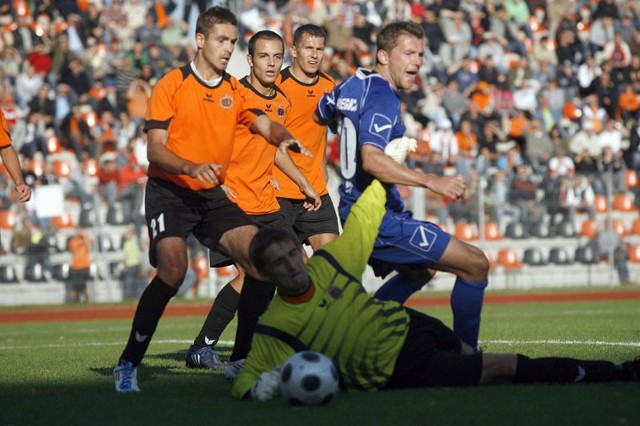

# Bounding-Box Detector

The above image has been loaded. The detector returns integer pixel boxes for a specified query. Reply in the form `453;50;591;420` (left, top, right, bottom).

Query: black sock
229;276;275;361
190;282;240;350
120;277;177;366
513;354;627;384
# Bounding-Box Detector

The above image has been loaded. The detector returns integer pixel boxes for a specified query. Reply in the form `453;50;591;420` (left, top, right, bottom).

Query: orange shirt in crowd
273;67;335;199
509;114;528;138
68;234;92;270
617;89;640;118
455;130;478;156
225;77;291;215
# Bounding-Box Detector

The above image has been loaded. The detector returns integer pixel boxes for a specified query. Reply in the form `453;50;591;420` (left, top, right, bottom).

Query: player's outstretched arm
250;115;311;157
147;128;222;185
361;144;466;200
274;150;322;211
0;145;31;202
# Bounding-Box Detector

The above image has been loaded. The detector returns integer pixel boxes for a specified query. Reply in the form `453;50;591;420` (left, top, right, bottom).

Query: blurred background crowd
1;0;639;296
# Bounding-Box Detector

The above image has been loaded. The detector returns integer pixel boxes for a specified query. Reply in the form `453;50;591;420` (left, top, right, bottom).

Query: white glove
250;369;281;401
384;136;417;164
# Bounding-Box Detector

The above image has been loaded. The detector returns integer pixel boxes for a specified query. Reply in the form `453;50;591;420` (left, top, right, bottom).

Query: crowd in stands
1;0;640;293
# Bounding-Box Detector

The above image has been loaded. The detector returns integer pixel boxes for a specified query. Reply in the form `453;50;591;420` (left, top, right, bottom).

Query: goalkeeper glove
250;368;281;401
384;136;417;164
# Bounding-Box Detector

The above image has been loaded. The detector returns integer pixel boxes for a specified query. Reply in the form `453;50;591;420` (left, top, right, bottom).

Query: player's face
260;240;310;296
197;23;238;76
387;34;424;91
291;34;325;76
248;38;284;87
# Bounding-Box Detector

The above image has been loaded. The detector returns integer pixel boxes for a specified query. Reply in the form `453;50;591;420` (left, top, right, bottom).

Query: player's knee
464;246;490;281
156;258;189;287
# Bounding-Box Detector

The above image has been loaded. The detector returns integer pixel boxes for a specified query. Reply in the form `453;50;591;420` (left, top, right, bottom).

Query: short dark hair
293;24;327;47
376;21;425;53
248;30;284;57
195;6;237;39
249;227;298;273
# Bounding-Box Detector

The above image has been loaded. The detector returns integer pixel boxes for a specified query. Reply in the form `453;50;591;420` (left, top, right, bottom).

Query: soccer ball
279;351;339;406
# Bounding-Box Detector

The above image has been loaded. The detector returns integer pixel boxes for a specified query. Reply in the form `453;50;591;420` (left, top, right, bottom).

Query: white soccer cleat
113;360;141;393
384;136;418;164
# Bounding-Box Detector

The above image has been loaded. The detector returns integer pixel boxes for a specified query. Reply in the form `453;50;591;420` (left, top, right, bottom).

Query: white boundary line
1;339;639;350
483;339;640;347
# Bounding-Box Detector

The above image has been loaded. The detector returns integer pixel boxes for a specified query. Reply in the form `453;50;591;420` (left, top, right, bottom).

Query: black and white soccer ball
279;351;339;406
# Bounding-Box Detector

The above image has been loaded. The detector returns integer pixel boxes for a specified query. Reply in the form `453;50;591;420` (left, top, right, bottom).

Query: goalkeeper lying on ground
232;179;639;401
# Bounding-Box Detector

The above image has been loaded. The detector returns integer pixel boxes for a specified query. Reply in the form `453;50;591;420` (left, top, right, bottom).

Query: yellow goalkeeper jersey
232;180;409;399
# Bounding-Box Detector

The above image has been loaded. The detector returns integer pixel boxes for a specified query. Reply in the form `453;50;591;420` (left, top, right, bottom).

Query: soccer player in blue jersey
314;21;489;351
231;179;639;400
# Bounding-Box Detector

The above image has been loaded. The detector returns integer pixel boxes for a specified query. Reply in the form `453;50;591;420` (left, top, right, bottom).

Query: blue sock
450;278;488;351
374;274;423;304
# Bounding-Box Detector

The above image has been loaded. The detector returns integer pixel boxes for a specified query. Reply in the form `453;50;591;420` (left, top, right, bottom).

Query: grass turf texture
0;290;639;426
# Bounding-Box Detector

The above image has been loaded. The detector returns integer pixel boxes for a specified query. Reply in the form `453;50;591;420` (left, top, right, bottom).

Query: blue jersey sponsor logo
369;113;393;141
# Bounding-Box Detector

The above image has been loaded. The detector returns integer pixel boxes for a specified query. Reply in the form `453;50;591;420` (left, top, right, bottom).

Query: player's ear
289;45;297;60
195;32;205;50
376;49;389;66
246;53;253;68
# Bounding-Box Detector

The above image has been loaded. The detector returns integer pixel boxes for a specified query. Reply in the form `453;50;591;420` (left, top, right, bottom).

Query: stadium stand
2;0;640;305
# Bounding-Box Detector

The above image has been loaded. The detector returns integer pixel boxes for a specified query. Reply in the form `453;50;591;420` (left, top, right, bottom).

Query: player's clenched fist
428;175;466;200
186;162;223;186
279;139;312;157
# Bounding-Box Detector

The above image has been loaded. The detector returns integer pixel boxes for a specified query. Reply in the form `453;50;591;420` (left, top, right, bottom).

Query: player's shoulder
316;70;335;86
153;65;189;91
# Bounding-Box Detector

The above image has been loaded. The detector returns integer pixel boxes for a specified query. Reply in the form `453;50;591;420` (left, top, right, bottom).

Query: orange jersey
226;77;291;215
273;67;335;199
68;235;91;270
144;65;259;191
0;109;11;149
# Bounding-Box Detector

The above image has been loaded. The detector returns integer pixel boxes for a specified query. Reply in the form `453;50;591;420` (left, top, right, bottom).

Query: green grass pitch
0;292;638;426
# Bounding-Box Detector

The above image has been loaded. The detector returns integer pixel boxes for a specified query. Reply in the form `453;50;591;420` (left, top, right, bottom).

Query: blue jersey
317;68;406;218
317;68;451;277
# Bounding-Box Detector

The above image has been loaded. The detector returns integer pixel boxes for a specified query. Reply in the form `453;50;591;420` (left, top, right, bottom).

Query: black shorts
209;211;299;267
67;268;90;292
384;309;482;389
277;194;339;244
145;178;256;268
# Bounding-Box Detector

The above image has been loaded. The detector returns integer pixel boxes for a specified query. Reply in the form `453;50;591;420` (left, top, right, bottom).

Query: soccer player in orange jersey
0;109;31;204
113;7;310;393
274;24;340;252
185;30;322;373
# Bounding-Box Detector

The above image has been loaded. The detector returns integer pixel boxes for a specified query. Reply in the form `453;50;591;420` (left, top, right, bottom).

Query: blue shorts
367;210;451;278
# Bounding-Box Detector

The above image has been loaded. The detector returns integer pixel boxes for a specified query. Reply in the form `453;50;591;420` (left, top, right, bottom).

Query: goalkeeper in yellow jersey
232;179;640;400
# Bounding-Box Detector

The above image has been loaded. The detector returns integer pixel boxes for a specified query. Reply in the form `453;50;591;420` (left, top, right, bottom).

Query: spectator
562;174;596;223
617;82;640;124
49;33;76;86
455;118;478;181
491;170;521;229
121;227;145;299
15;62;43;108
428;118;458;167
577;55;602;97
524;117;553;174
582;95;608;133
27;84;55;129
548;147;575;177
625;121;640;170
614;240;631;286
67;226;92;302
59;58;92;99
135;14;162;47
